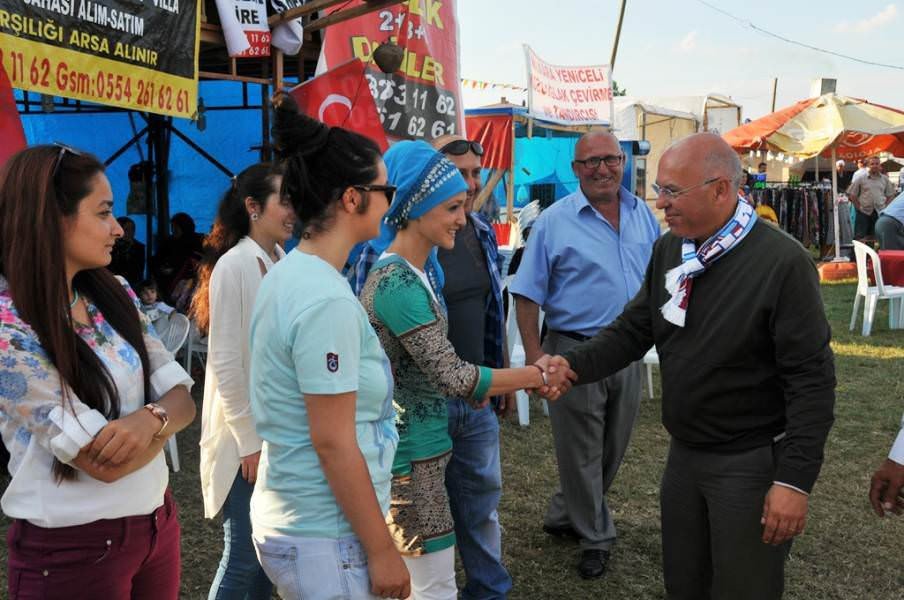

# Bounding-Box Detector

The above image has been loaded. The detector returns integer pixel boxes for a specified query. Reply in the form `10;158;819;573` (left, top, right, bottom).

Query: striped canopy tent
722;93;904;260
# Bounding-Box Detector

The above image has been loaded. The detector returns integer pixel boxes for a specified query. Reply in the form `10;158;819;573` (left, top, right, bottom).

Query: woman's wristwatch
529;363;548;387
143;402;169;438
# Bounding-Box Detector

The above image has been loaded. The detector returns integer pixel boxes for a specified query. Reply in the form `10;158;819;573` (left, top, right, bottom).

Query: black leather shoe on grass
542;524;580;540
577;549;609;579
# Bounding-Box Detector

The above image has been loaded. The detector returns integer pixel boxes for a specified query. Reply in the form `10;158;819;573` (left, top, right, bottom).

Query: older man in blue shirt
511;130;659;579
876;191;904;250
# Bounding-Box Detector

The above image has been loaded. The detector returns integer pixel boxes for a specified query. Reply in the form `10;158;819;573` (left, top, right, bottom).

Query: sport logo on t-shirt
326;352;339;373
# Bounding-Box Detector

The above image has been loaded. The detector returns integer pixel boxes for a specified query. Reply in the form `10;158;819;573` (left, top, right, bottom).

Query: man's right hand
535;355;577;400
869;458;904;517
368;548;411;599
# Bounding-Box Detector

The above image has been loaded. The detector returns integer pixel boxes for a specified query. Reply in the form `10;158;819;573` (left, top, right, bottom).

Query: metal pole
831;146;845;261
770;78;778;112
610;0;628;71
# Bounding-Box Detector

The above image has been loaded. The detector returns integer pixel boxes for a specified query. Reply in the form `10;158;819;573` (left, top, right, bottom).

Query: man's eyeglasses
438;139;484;157
354;184;397;204
652;177;722;200
51;141;84;180
573;154;624;170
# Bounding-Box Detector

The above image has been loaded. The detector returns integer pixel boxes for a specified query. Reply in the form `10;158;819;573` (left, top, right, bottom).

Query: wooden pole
298;0;402;32
507;117;516;223
474;169;505;212
268;0;354;27
770;78;778;112
272;49;284;92
610;0;628;71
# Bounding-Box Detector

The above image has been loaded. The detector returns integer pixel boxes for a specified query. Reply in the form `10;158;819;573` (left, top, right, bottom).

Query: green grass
2;282;903;599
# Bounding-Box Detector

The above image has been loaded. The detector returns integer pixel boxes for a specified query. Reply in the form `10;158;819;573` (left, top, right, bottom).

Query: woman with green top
248;93;409;600
356;141;570;599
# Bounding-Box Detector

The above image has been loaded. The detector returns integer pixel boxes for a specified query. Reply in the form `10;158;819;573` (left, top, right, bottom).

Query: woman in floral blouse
356;141;570;599
0;144;196;599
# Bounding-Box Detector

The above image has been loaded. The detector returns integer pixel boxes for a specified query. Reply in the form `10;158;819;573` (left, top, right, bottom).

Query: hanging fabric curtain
466;114;514;171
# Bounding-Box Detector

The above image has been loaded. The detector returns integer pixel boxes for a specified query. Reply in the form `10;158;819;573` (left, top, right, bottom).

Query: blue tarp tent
465;103;641;220
16;80;275;246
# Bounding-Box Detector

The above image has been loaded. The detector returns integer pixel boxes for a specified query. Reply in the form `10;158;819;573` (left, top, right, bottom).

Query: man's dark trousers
661;439;790;600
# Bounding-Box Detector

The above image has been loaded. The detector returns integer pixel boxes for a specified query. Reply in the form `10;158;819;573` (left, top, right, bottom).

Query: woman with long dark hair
192;162;293;600
248;93;409;599
0;144;196;598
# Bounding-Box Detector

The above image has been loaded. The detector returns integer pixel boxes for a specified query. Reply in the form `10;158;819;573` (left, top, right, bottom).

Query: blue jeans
445;399;512;599
209;471;273;600
253;534;378;600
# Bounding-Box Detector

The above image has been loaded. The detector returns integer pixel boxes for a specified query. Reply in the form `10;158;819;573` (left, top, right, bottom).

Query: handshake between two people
530;354;578;402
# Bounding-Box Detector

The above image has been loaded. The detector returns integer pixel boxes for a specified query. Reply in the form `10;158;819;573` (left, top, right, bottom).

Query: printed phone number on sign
366;73;458;139
1;48;191;113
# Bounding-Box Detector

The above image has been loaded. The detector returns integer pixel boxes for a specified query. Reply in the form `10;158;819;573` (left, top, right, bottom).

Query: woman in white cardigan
191;163;296;600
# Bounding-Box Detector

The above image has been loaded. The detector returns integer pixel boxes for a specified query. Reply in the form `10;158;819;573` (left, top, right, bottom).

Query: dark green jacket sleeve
770;254;835;493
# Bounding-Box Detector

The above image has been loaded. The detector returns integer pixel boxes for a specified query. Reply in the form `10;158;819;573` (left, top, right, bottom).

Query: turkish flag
289;59;389;152
0;62;26;168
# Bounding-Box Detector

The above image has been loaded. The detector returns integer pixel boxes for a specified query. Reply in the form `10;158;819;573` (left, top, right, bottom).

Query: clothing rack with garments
749;184;846;251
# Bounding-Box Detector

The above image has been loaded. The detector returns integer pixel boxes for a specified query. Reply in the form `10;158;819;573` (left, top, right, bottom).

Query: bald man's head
572;130;624;204
655;133;743;241
665;133;743;189
575;130;620;158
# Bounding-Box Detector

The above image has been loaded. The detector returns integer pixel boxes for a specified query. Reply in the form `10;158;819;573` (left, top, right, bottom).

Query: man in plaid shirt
432;134;512;600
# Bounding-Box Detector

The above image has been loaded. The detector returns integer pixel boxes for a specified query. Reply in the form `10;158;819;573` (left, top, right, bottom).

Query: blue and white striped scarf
661;199;757;327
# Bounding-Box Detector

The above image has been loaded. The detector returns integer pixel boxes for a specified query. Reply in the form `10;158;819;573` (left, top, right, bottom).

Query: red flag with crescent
0;62;26;169
289;59;389;152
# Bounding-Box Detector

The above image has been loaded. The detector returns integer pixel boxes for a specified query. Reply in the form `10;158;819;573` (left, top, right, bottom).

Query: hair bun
271;90;331;160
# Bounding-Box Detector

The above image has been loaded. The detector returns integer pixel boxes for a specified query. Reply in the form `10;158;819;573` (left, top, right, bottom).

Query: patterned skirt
386;451;455;556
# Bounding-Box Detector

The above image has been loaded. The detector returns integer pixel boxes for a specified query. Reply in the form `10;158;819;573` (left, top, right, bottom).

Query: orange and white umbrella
723;93;904;160
723;94;904;260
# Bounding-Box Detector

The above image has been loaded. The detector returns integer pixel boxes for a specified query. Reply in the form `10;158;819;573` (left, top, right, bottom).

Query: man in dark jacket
542;133;835;599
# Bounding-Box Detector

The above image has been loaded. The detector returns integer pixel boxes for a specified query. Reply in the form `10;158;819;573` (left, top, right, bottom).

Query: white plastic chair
850;240;904;336
182;321;209;375
504;276;548;426
642;347;660;399
154;312;190;472
157;312;191;355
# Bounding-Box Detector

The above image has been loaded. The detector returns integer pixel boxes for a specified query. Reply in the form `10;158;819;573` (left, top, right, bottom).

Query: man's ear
715;177;737;205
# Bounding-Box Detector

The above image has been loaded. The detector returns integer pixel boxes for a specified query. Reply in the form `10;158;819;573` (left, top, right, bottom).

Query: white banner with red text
524;45;611;126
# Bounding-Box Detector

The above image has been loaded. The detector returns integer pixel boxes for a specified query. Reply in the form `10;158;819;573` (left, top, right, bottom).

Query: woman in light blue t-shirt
247;93;410;600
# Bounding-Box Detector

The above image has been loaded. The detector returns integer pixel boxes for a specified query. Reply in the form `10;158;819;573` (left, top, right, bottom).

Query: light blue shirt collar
573;186;640;218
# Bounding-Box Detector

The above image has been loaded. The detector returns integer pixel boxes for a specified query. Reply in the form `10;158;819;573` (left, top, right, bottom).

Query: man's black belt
553;330;592;342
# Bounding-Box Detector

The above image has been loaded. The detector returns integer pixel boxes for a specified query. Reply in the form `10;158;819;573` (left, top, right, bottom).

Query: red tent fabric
722;98;812;151
0;63;26;168
466;114;513;170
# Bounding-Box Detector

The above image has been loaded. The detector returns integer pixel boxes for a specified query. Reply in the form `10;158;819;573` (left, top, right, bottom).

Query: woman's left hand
87;409;161;468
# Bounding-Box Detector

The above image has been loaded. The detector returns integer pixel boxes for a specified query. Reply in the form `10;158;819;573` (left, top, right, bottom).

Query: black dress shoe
577;549;609;579
542;524;580;540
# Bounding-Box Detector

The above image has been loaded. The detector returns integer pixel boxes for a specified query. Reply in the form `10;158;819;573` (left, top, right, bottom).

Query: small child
137;279;175;325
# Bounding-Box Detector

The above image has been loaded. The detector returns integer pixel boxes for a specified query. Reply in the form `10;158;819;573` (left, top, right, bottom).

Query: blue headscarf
350;140;467;301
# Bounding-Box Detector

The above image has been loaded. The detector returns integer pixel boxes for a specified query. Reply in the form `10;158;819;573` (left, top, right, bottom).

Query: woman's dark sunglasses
354;184;396;204
438;139;484;157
